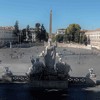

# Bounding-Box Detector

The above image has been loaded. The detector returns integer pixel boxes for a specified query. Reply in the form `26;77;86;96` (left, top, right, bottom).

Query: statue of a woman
42;39;57;73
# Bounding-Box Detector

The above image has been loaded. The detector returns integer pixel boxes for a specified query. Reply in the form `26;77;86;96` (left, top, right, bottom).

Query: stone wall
57;43;92;50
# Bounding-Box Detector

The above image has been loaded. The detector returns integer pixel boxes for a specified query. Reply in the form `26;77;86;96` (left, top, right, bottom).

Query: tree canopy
55;34;64;42
13;20;20;36
35;23;48;42
51;23;87;45
65;24;81;42
26;25;32;41
64;23;87;45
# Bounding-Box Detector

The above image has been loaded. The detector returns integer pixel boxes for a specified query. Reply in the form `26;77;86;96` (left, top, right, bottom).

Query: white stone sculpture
43;39;57;73
30;56;35;65
56;58;72;76
86;68;96;78
32;58;44;74
88;68;96;78
26;66;34;76
2;67;13;76
2;67;13;82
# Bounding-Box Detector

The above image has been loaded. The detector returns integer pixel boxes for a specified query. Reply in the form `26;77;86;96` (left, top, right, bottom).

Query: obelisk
49;10;52;34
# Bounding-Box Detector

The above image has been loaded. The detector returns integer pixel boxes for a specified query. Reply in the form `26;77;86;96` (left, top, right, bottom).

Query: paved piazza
0;45;100;80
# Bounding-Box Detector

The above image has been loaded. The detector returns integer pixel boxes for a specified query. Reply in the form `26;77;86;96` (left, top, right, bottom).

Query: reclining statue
26;57;44;79
33;58;45;74
30;56;35;65
26;66;34;77
56;58;72;77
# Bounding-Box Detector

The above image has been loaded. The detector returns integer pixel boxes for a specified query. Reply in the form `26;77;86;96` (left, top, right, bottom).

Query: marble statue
30;56;35;65
28;39;72;78
26;66;34;77
26;57;35;76
86;68;96;78
2;67;13;82
27;57;45;77
33;58;44;74
56;58;72;76
2;67;13;76
43;39;57;73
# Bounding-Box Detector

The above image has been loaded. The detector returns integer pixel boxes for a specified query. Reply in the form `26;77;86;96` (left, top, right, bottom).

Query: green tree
35;23;41;41
26;25;32;41
45;32;49;42
13;20;19;36
52;35;56;42
87;36;90;44
41;24;48;42
64;31;71;43
55;34;64;42
35;23;48;42
35;23;41;28
65;24;81;42
63;35;69;43
21;29;27;42
26;25;30;31
74;32;80;43
40;24;45;41
80;34;84;44
79;34;87;45
79;30;87;44
83;34;87;45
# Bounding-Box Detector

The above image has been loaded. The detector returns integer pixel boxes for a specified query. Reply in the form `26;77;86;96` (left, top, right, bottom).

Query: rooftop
85;28;100;33
0;26;14;30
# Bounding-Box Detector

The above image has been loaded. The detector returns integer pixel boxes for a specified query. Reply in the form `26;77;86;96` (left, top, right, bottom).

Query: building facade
0;26;18;47
29;28;36;42
85;29;100;49
56;29;66;35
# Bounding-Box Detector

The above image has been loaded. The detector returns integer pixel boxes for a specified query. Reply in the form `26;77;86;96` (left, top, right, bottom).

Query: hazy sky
0;0;100;32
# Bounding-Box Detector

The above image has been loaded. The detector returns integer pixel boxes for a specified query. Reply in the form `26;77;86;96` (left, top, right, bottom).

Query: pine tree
13;20;19;36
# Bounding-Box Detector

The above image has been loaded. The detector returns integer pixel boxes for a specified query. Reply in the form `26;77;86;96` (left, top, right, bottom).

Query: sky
0;0;100;33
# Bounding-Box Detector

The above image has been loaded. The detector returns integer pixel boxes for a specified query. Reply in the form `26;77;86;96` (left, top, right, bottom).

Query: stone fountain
26;39;71;80
1;39;98;90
